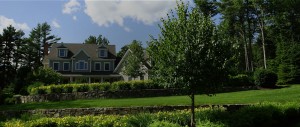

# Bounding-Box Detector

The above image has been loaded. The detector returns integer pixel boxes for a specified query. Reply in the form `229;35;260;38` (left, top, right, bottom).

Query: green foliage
149;121;181;127
228;74;253;87
31;67;61;85
112;81;131;91
277;63;297;85
4;103;300;127
122;40;145;78
117;45;129;58
27;80;158;95
254;68;278;88
74;84;90;92
27;82;44;94
84;34;110;45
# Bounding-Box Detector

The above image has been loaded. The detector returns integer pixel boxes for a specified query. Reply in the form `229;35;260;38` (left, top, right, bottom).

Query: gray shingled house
43;43;122;83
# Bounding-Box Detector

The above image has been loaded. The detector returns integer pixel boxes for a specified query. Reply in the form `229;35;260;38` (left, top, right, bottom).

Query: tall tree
29;22;60;66
117;45;129;58
0;25;25;87
84;34;110;45
122;40;144;78
194;0;218;17
148;2;229;126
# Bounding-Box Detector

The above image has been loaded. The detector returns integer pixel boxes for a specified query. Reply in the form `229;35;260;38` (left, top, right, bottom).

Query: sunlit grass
1;84;299;111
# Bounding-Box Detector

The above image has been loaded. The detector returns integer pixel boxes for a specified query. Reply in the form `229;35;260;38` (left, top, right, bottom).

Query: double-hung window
76;60;88;70
99;49;108;57
104;62;110;71
53;62;59;71
63;62;70;71
58;49;67;57
95;62;101;71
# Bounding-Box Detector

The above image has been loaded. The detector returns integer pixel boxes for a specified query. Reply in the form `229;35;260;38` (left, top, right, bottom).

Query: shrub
277;63;297;85
47;85;63;94
130;80;146;90
99;82;111;91
62;85;73;93
149;121;181;127
228;74;253;87
74;84;90;92
27;82;44;95
112;81;131;91
254;68;278;88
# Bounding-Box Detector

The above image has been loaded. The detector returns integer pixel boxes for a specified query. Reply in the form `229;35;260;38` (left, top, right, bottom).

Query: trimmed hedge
28;80;162;95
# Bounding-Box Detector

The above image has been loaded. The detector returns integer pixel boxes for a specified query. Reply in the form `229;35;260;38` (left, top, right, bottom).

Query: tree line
0;23;60;93
197;0;300;84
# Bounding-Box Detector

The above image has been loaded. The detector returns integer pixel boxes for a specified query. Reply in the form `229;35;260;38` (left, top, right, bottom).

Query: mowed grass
1;84;300;111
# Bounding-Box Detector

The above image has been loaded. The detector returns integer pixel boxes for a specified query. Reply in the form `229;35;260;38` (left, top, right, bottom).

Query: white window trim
58;49;67;57
75;60;88;70
63;62;70;71
94;62;101;71
104;62;110;71
99;49;108;57
53;62;60;71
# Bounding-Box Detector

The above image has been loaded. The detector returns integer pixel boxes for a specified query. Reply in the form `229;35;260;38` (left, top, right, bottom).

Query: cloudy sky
0;0;192;51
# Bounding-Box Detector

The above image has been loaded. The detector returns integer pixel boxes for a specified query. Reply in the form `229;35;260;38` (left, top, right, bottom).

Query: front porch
61;74;122;84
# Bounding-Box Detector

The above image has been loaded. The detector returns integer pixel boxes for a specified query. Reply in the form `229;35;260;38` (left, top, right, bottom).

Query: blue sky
0;0;193;52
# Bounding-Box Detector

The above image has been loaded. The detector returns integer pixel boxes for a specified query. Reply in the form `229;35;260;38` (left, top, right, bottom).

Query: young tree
122;40;144;78
148;2;229;127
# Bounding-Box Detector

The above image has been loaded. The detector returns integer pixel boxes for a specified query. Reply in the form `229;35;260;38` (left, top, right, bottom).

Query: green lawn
1;84;300;111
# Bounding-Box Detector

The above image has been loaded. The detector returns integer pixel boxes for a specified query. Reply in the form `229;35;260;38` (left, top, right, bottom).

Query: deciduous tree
148;2;229;126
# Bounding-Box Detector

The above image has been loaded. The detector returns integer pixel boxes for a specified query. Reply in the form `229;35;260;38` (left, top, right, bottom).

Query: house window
104;62;110;71
63;62;70;71
95;62;101;71
99;49;107;57
53;62;59;71
76;60;88;70
59;49;67;57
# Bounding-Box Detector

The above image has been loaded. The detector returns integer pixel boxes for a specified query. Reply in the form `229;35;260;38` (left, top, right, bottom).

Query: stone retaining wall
0;105;248;118
17;89;183;104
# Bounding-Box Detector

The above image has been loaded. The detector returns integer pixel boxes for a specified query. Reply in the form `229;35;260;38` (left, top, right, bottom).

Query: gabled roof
114;49;150;73
47;43;116;60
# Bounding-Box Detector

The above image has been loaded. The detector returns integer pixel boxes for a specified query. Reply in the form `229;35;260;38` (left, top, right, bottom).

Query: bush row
28;80;163;95
2;102;300;127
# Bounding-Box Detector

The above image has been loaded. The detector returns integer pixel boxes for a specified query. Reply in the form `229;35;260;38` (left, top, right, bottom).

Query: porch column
70;77;73;83
101;77;104;83
88;77;91;83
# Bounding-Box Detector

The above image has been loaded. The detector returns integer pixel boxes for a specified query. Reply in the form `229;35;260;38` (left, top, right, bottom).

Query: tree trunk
261;24;267;69
191;92;196;127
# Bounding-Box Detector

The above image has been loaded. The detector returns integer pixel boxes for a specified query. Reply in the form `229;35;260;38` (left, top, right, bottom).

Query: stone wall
0;105;248;118
17;89;183;104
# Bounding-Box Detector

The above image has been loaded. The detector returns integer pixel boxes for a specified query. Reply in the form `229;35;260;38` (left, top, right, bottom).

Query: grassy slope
1;84;300;111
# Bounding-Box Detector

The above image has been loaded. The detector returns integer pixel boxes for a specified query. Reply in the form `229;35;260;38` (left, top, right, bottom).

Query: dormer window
58;49;67;57
99;49;108;58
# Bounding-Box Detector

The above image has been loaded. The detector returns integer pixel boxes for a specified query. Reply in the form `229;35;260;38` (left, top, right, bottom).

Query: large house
43;43;149;83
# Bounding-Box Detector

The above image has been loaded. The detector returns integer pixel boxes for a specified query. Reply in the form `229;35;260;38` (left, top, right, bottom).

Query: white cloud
62;0;81;14
0;15;30;33
84;0;179;32
52;20;61;28
73;16;77;20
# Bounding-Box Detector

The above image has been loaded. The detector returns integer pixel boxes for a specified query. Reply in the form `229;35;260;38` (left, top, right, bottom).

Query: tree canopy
84;34;110;45
148;2;229;126
122;40;145;78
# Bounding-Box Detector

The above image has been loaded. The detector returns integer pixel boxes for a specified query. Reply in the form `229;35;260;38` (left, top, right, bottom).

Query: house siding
50;60;71;71
73;51;90;72
91;60;115;72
